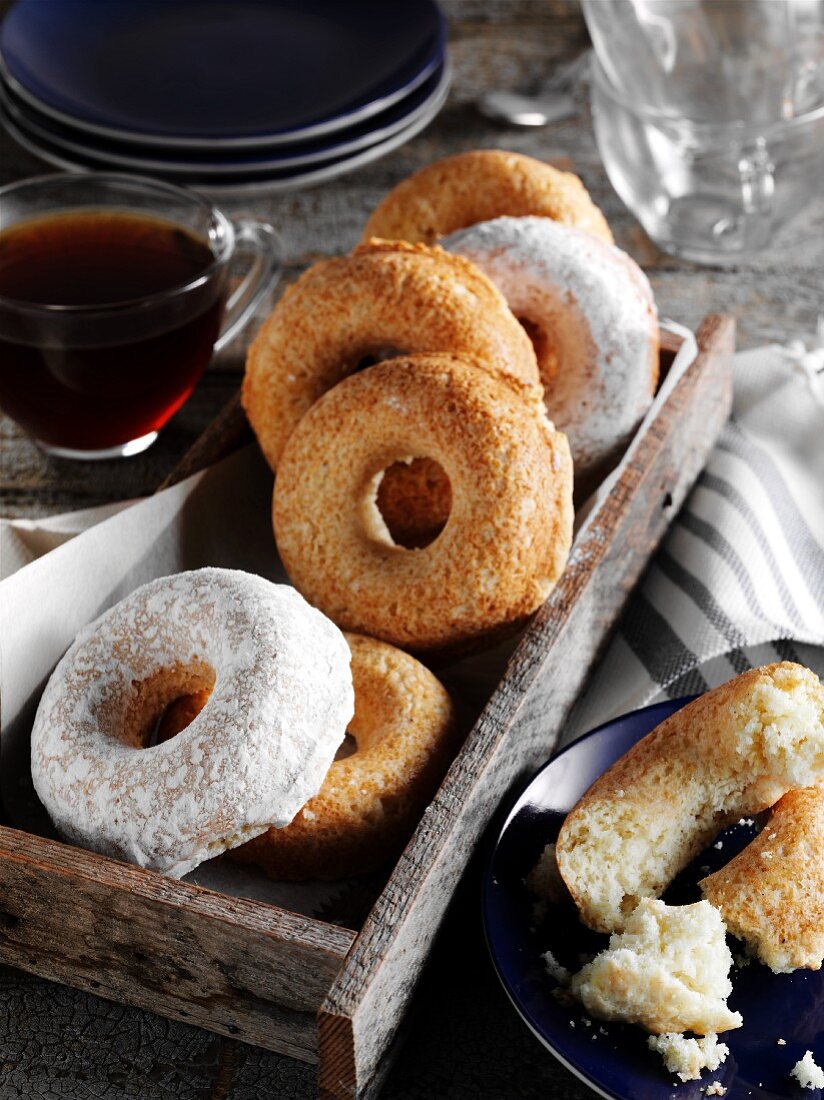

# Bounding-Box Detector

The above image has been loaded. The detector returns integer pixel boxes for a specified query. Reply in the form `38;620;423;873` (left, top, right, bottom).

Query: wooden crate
0;315;734;1099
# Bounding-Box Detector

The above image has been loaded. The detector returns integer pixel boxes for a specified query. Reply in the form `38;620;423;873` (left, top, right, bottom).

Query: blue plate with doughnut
483;698;824;1099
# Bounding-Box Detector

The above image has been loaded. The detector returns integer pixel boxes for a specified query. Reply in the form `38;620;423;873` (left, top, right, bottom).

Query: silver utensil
477;50;591;127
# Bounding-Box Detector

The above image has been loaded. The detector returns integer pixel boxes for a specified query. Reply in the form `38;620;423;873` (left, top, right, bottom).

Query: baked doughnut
242;239;541;472
443;216;659;480
361;150;613;246
701;785;824;973
30;568;354;878
232;633;459;879
556;663;824;933
273;354;573;657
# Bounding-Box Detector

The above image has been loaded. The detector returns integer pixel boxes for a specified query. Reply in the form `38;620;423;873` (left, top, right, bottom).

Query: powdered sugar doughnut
30;568;354;878
443;217;659;481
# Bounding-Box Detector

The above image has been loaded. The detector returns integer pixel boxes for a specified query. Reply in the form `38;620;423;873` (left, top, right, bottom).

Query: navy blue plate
0;0;444;145
0;60;448;173
484;698;824;1099
0;61;450;196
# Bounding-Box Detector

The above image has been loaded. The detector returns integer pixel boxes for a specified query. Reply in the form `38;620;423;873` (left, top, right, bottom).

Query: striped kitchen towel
564;336;824;743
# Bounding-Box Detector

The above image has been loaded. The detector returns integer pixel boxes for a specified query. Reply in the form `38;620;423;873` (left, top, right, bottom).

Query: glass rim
590;52;824;135
0;170;234;315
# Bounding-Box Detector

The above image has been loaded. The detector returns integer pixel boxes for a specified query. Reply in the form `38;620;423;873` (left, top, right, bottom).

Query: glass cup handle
738;138;776;249
214;218;282;352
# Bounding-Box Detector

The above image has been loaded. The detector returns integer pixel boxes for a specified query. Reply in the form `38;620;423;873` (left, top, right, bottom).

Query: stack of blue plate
0;0;449;194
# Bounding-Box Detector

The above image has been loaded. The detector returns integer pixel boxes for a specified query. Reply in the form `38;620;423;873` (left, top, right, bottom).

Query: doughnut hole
335;733;358;761
517;314;560;388
137;667;214;747
351;345;406;373
367;457;453;550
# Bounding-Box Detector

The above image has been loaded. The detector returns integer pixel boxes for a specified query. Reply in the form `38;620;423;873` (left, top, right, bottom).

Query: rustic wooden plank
156;391;251;491
0;826;355;1064
316;315;735;1099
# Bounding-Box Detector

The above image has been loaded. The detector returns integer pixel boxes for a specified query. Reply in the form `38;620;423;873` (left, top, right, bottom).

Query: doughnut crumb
647;1033;729;1082
569;899;742;1035
792;1051;824;1090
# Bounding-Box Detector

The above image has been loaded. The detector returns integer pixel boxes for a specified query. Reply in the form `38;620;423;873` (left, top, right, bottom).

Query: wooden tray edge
317;314;735;1098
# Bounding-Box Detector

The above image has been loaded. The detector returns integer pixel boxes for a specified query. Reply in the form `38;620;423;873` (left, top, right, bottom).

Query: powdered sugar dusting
443;216;658;476
30;568;354;877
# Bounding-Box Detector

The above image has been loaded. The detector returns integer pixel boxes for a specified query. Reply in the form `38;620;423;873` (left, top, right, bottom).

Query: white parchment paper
0;323;695;918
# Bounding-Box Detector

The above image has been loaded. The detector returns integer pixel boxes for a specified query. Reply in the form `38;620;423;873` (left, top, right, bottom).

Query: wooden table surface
1;2;822;1097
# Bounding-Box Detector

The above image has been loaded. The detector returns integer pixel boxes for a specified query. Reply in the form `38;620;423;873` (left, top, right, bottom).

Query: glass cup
583;0;824;264
0;173;281;458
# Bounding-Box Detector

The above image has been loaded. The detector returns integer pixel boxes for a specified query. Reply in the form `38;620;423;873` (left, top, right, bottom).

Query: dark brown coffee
0;211;227;452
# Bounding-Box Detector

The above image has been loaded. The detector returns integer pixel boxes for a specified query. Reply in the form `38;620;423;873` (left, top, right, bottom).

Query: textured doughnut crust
443;216;659;479
556;663;824;932
242;238;541;472
701;786;824;973
231;632;460;880
360;150;613;246
30;568;354;878
273;353;574;657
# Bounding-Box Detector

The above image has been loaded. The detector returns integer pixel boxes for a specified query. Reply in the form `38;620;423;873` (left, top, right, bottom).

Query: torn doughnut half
556;663;824;933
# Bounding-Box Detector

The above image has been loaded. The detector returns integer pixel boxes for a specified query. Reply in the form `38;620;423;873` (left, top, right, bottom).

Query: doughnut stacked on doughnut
244;226;574;658
360;150;659;485
243;237;545;549
163;633;461;880
242;149;664;649
243;238;542;471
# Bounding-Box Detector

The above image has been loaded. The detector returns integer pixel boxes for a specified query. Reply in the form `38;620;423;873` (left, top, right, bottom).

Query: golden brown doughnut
360;150;613;246
242;239;541;472
272;354;574;657
231;632;459;880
